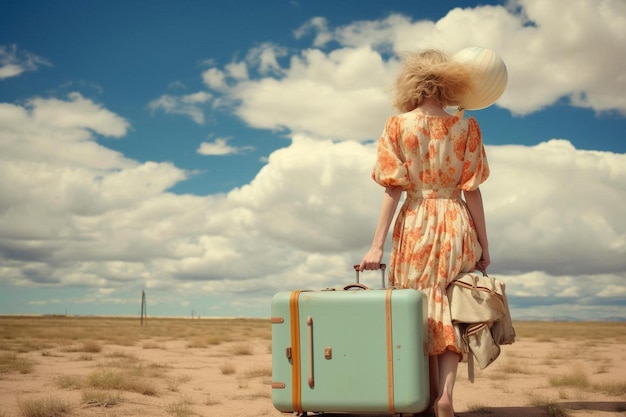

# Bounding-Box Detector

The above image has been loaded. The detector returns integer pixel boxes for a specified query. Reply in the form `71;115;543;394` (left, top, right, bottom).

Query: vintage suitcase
271;265;429;415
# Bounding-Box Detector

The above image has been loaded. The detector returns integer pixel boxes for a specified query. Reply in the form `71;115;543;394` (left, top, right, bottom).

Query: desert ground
0;317;624;417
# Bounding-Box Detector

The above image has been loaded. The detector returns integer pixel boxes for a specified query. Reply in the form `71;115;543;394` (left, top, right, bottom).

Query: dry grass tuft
549;366;590;389
529;394;570;417
55;374;84;389
166;374;192;392
186;338;209;349
165;397;195;417
142;341;162;349
231;342;254;355
81;389;122;407
105;350;138;360
0;352;35;374
87;369;158;396
62;340;102;353
544;402;569;417
18;396;71;417
220;362;236;375
243;366;272;379
498;358;531;374
592;380;626;396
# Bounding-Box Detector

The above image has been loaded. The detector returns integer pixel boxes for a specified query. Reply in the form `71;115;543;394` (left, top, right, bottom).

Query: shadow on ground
312;401;626;416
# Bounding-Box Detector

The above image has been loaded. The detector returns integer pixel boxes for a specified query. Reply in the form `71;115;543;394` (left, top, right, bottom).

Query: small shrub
18;396;70;417
592;380;626;396
55;375;84;389
82;389;121;407
166;398;195;417
220;363;236;375
243;366;272;378
0;352;35;374
142;341;161;349
166;374;192;392
63;340;102;353
186;338;207;349
499;359;529;374
81;340;103;353
87;370;158;396
545;403;569;417
529;393;570;417
231;343;253;355
105;351;137;360
549;366;590;389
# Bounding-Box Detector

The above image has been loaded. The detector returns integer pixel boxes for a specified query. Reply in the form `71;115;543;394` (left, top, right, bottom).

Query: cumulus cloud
0;92;130;169
207;45;396;141
1;94;624;318
197;137;254;156
484;140;626;276
0;44;51;79
246;42;288;75
0;94;187;285
149;91;213;124
200;0;626;140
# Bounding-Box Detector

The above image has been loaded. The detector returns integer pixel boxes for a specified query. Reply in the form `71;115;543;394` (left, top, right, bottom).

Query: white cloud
225;61;248;80
230;46;396;141
197;137;254;156
0;94;187;279
149;91;213;124
246;43;288;75
0;93;131;170
0;101;624;318
0;64;24;79
483;140;626;276
294;17;332;47
0;44;51;79
202;67;227;91
203;0;626;139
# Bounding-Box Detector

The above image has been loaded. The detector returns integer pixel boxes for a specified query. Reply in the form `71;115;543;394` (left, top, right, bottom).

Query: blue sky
1;0;625;320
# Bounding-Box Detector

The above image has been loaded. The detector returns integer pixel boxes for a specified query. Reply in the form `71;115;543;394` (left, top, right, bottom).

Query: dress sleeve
459;117;490;191
371;116;410;188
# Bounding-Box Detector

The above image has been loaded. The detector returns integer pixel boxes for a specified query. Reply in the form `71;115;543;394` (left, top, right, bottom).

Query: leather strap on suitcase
289;290;304;413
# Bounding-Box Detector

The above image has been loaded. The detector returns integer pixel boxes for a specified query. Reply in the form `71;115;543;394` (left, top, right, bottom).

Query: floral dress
372;111;489;356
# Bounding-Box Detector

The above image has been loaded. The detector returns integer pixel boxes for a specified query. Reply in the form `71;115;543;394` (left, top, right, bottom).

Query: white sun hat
453;47;508;110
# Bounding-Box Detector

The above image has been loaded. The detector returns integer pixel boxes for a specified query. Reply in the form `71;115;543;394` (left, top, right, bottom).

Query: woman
359;49;491;417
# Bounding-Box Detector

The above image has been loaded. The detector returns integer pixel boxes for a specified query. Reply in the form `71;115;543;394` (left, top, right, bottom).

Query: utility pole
140;290;147;326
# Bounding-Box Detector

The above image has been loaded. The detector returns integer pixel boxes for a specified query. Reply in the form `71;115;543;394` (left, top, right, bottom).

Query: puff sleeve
459;117;490;191
372;116;410;189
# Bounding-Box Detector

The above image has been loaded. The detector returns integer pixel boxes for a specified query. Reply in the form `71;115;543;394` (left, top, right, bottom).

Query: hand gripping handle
352;264;387;289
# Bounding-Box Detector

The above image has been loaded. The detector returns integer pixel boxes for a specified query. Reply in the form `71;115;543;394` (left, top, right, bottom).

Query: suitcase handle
343;283;370;291
352;264;387;288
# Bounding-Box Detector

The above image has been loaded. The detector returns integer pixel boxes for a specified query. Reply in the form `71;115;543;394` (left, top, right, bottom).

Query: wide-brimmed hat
453;47;508;110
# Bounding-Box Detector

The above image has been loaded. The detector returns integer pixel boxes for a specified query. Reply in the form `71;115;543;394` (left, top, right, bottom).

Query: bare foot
434;396;454;417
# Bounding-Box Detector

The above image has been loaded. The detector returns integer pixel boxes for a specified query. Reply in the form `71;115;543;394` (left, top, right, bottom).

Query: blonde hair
392;49;472;112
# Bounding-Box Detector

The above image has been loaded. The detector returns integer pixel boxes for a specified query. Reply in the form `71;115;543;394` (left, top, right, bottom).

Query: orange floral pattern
372;112;489;355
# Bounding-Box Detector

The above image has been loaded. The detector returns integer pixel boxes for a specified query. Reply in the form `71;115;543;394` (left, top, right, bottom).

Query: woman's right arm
359;185;403;271
463;187;491;273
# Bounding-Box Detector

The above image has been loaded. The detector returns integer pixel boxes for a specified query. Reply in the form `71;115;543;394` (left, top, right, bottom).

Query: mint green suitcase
271;266;429;415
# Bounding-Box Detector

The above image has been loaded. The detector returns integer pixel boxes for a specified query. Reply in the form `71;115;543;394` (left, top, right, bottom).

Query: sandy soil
1;335;625;417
